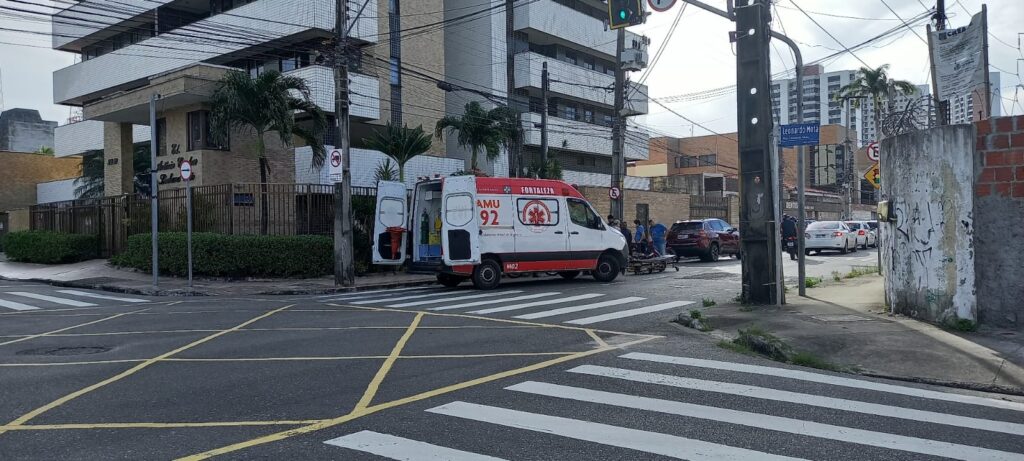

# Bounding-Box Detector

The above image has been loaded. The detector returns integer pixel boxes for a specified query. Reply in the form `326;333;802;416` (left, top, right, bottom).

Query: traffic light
608;0;644;30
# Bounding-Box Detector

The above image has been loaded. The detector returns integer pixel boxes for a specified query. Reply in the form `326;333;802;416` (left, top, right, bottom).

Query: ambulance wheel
472;259;502;290
437;273;465;288
592;255;620;283
559;271;581;280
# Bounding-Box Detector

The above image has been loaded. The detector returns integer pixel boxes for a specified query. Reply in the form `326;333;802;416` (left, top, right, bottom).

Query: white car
804;221;859;255
844;221;876;249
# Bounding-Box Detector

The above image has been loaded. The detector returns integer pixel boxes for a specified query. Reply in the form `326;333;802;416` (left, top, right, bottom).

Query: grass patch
790;352;843;372
733;326;792;361
844;267;871;279
803;276;822;288
716;340;753;355
832;271;842;282
946;318;978;332
702;297;716;307
673;309;713;332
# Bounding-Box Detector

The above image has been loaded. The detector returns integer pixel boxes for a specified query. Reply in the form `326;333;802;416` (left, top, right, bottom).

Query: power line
877;0;929;46
788;0;871;68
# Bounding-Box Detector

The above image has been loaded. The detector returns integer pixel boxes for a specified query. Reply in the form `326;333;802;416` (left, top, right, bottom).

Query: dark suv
668;219;741;262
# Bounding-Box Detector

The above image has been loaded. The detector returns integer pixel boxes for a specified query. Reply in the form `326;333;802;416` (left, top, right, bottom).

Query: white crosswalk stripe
565;300;693;325
0;299;40;311
468;293;604;315
506;381;1024;461
327;352;1024;460
427;401;808;461
351;290;452;305
429;292;561;311
621;352;1024;412
389;291;523;308
323;287;434;302
325;430;507;460
5;292;96;307
318;286;431;299
567;365;1024;436
55;290;147;303
514;297;646;320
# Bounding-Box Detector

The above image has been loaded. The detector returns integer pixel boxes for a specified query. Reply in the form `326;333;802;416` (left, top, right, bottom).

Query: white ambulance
372;176;628;289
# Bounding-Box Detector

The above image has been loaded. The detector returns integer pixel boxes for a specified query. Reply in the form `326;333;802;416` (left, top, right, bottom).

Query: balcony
513;1;640;60
284;65;379;121
52;0;377;105
514;52;648;115
54;120;150;158
522;112;648;160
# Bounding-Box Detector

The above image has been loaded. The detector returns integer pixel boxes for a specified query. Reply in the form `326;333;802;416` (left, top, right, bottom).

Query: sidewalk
0;256;437;296
701;275;1024;395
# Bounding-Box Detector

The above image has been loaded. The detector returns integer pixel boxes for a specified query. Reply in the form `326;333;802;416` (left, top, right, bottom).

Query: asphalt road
2;251;1022;460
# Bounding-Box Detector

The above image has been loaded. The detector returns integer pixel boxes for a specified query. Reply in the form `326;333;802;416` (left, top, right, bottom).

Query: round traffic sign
609;187;621;200
648;0;677;12
179;160;192;181
330;149;342;168
867;142;880;162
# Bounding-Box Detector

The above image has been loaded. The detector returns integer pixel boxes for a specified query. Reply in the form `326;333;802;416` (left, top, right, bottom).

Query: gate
689;195;730;220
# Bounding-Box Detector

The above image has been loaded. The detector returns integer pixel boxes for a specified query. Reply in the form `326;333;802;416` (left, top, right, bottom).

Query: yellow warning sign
864;163;880;189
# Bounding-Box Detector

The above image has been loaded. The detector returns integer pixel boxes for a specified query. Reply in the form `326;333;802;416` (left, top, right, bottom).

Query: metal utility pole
844;97;853;218
980;4;991;120
333;0;355;287
505;0;520;177
610;28;626;220
149;93;160;291
735;0;779;304
929;0;949;125
540;61;549;177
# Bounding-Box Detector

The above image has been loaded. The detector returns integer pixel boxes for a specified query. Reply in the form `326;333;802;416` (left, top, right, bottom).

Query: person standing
650;219;668;257
633;219;646;254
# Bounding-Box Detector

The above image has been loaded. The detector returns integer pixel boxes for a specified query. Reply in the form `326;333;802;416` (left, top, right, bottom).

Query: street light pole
148;93;161;292
540;61;549;178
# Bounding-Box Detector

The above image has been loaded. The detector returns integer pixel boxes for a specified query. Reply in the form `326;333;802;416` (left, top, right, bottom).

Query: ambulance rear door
442;175;481;265
372;181;408;265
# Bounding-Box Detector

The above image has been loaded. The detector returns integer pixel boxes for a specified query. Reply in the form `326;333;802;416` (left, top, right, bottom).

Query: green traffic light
619;10;627;20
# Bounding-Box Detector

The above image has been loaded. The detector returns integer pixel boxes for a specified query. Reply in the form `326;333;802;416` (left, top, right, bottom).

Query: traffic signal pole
611;28;626;220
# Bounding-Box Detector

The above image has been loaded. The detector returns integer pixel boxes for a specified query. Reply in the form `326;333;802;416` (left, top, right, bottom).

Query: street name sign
780;123;820;147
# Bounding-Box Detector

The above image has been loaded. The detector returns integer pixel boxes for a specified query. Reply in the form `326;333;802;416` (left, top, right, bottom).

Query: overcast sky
0;0;1021;138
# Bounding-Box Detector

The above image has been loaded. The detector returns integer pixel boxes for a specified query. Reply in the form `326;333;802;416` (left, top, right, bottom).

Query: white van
372;176;628;289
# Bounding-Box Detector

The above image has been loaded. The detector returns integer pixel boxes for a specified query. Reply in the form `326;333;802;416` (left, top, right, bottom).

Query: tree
209;70;327;234
35;146;54;156
435;101;516;172
834;64;916;141
362;122;432;182
74;145;153;199
373;158;399;182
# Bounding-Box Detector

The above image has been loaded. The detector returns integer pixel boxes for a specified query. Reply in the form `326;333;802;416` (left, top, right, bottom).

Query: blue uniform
651;223;668;255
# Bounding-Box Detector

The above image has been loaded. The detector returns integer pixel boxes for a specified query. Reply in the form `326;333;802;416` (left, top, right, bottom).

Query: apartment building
443;0;650;185
50;0;454;196
949;72;1002;124
771;65;864;147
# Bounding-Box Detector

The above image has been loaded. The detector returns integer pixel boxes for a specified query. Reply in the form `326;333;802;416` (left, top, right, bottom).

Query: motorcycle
785;236;797;260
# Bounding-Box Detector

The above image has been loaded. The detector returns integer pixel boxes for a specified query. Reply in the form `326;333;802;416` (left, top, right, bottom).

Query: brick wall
578;186;690;227
0;151;81;212
974;115;1024;328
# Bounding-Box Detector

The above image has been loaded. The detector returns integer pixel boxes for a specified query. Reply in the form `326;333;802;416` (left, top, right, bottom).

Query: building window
156;118;167;157
389;57;400;85
583;56;595;71
563;105;577;121
698;154;716;166
583;109;594;124
187;110;229;151
564;50;578;66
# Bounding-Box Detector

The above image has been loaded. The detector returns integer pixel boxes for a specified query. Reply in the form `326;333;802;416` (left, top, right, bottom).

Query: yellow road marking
0;304;294;436
0;420;323;431
178;335;659;460
0;325;540;341
0;309;149;347
585;329;609;348
0;352;579;367
353;313;423;411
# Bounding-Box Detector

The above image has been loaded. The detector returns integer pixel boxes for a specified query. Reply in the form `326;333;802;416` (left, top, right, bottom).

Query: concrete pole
540;61;549;177
505;0;519;177
611;28;626;220
149;93;160;291
334;0;355;287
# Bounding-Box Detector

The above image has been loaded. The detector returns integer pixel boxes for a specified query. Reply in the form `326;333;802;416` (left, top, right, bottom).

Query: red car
668;219;741;262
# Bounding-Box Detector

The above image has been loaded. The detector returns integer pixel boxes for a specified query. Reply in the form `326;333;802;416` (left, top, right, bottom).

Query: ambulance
372;176;628;289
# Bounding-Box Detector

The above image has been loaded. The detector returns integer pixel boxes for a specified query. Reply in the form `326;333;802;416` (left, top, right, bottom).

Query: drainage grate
17;346;112;356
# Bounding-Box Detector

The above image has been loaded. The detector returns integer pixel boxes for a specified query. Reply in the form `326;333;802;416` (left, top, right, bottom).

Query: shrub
2;231;99;264
112;233;333;278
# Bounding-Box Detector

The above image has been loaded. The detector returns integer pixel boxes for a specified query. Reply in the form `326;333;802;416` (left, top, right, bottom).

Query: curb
859;372;1024;398
0;274;438;297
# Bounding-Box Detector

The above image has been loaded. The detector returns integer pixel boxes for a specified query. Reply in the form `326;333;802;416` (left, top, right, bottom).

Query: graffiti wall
880;125;976;324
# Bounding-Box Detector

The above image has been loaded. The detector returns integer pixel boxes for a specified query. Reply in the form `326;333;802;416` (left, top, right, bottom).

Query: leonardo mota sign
930;11;985;101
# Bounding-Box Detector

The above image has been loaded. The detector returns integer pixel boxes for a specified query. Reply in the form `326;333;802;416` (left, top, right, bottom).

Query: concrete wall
294;147;463;189
880;125;976;325
0;109;57;153
579;186;690;227
0;151;81;211
973;115;1024;328
37;178;78;204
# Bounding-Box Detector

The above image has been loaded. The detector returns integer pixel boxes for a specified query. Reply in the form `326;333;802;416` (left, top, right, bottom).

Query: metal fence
689;195;731;221
31;183;379;257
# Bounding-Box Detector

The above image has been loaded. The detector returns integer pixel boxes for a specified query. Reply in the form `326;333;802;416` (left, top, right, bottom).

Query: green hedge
2;231;99;264
111;233;333;278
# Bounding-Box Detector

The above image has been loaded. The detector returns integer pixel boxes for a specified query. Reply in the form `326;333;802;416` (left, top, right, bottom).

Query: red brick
976;120;993;136
1014;115;1024;131
993;167;1014;182
995;117;1014;133
985;151;1023;166
992;134;1011;149
980;168;996;182
977;135;989;152
1017;166;1024;180
995;182;1012;197
1014;182;1024;198
976;184;992;197
1011;133;1024;149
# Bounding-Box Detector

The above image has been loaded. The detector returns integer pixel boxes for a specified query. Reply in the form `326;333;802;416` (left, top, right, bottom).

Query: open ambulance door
372;181;408;265
441;176;481;266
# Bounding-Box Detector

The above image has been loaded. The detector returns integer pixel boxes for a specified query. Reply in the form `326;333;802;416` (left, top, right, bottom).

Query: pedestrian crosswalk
323;352;1024;460
325;287;694;326
0;289;148;311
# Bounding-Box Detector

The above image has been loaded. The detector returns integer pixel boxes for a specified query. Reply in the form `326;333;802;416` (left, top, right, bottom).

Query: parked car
804;221;858;255
844;221;876;249
668;218;741;262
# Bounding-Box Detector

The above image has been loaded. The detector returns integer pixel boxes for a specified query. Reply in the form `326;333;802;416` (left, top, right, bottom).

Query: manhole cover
811;314;872;323
677;272;738;280
17;346;112;356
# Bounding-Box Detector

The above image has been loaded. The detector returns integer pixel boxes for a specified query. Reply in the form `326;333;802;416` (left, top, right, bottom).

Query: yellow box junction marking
0;308;149;347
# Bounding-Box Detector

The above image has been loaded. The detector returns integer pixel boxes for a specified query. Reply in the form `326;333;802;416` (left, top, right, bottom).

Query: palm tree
435;101;515;172
74;145;153;199
373;158;399;182
362;122;433;182
209;70;327;234
834;64;917;140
